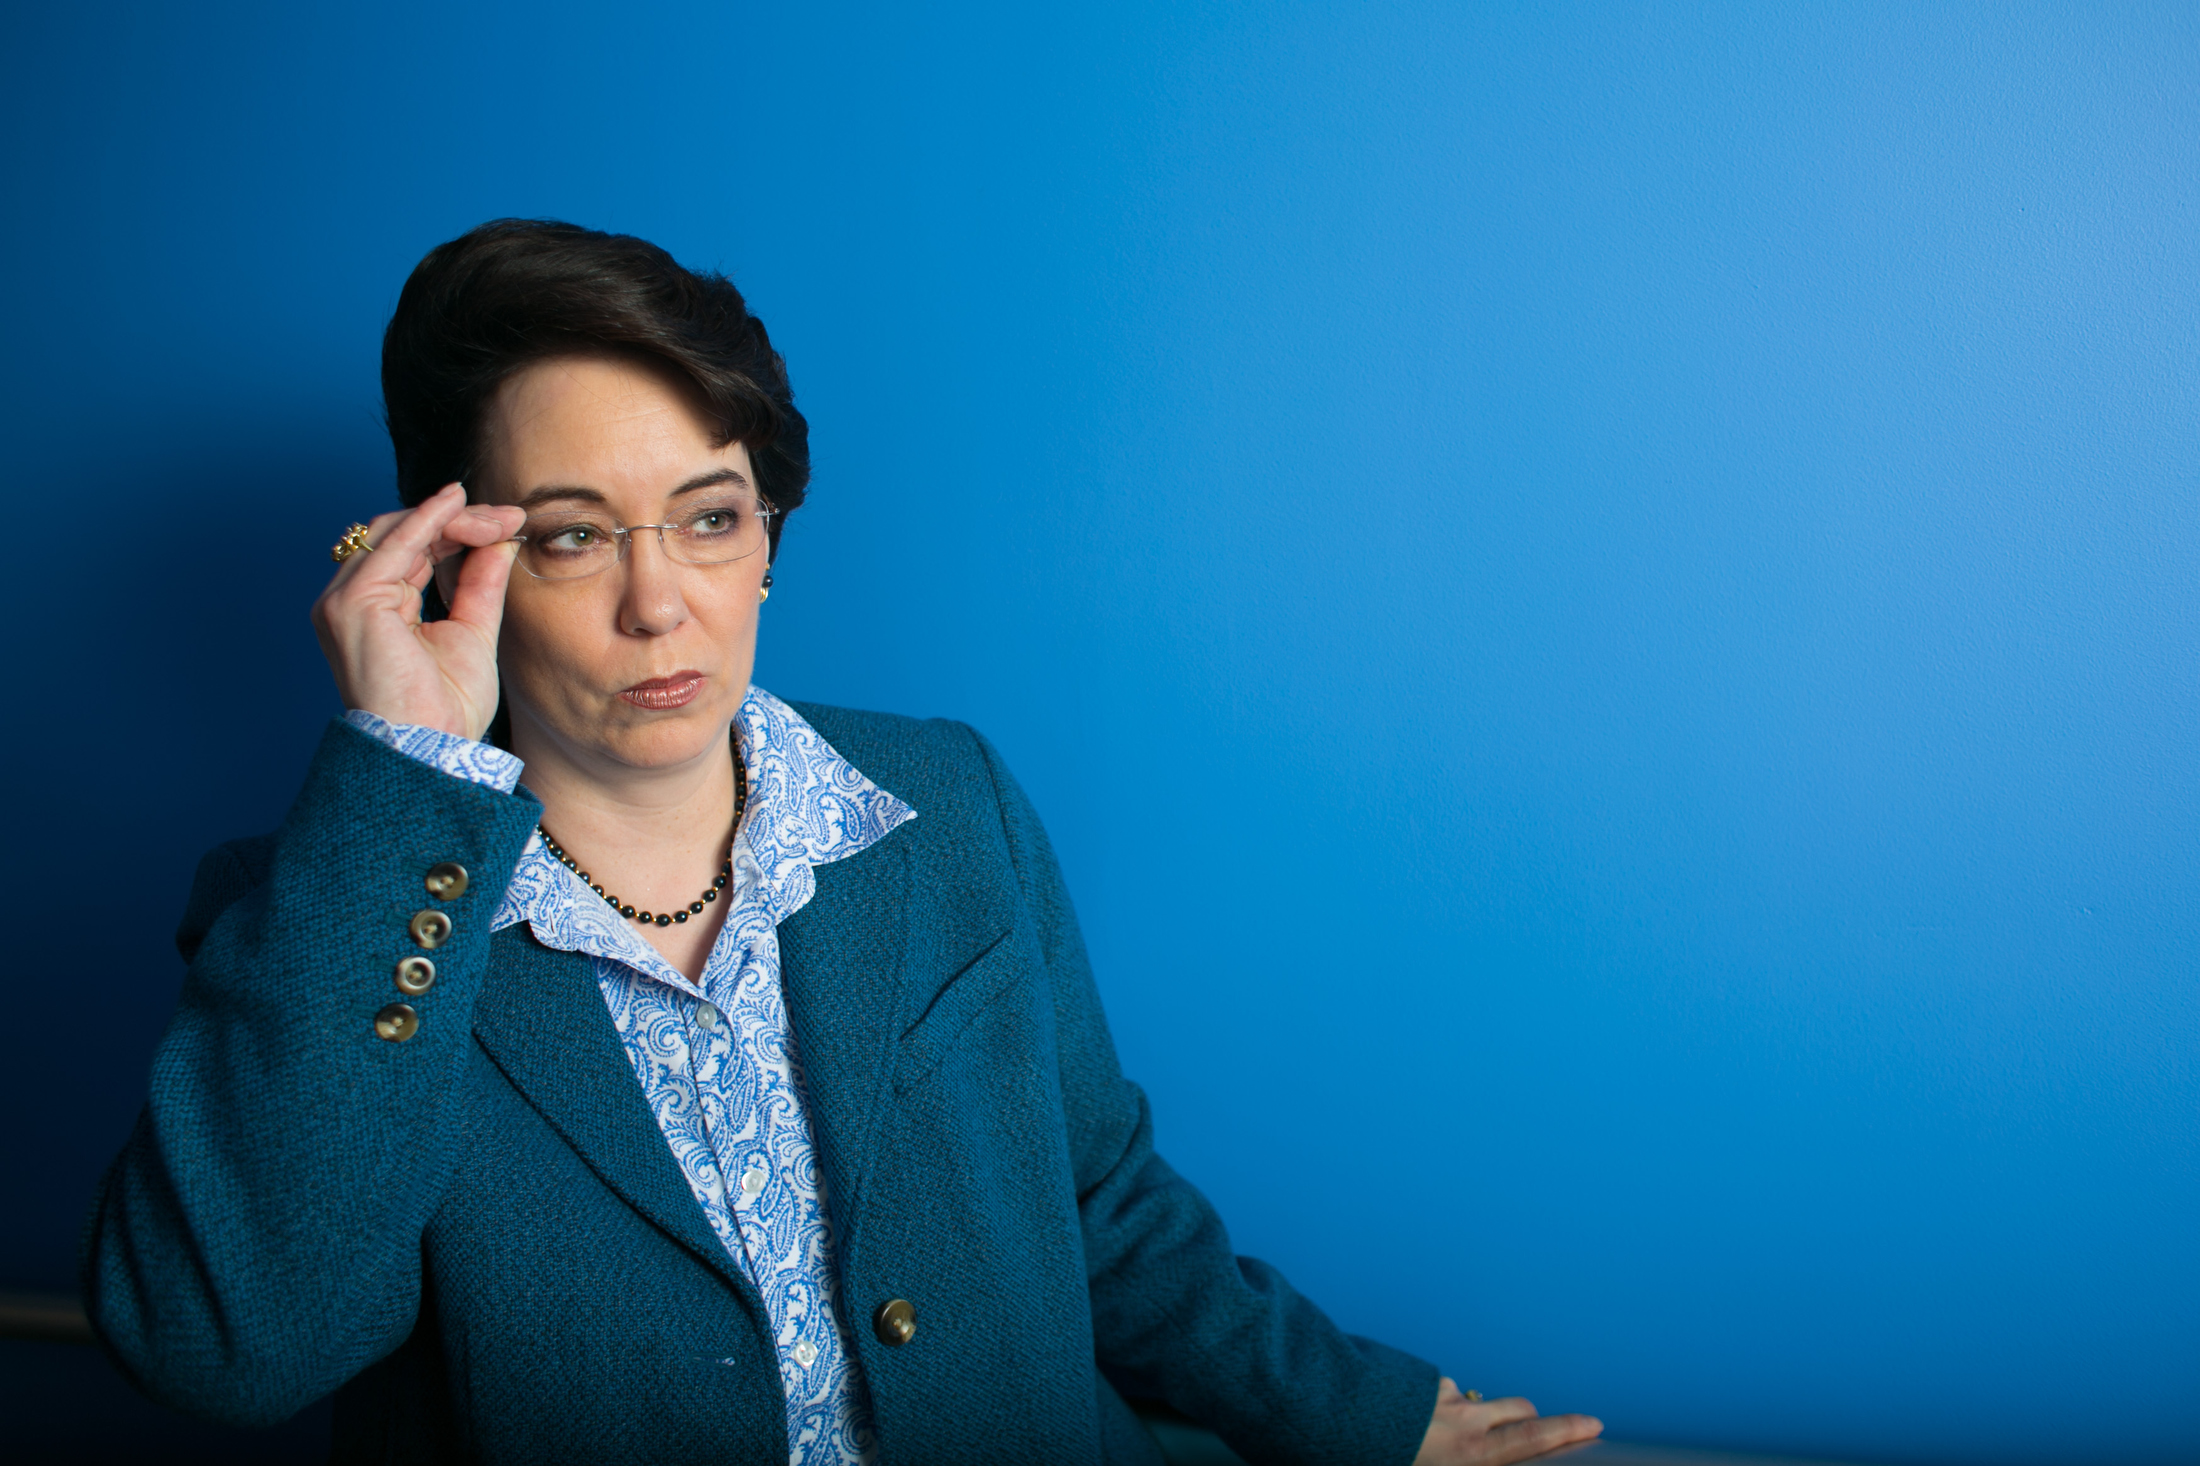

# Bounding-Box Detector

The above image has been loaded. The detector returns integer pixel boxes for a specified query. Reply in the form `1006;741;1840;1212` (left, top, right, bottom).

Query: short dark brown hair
381;219;807;545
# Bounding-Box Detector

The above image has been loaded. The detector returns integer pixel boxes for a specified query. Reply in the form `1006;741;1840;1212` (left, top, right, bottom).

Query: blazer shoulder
785;699;1029;858
175;833;278;964
787;699;990;796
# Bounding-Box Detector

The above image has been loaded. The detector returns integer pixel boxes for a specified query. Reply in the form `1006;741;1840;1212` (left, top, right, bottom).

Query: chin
604;699;741;768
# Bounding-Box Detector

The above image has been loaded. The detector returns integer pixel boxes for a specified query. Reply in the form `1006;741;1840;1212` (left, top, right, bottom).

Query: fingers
314;485;475;650
418;499;522;617
328;484;459;586
375;485;486;583
1485;1412;1604;1464
320;484;522;607
426;498;525;563
1476;1397;1540;1429
1418;1382;1605;1466
306;483;521;736
320;505;412;596
333;484;515;588
443;539;520;633
315;489;448;639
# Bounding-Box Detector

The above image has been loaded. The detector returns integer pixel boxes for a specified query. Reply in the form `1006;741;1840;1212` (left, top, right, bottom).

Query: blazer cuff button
409;910;453;949
424;862;469;900
374;1003;420;1042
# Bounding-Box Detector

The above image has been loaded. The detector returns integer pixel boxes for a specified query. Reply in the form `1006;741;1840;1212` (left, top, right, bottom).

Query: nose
617;527;692;638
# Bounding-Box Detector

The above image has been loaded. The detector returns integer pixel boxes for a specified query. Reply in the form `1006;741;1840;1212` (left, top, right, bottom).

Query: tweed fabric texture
83;709;1439;1464
351;690;909;1463
511;689;910;1464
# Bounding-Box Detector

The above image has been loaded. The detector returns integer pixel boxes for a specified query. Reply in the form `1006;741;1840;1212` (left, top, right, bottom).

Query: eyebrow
511;468;752;513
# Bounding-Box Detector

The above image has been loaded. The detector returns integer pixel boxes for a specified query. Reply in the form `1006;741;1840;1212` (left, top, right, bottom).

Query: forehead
481;354;746;497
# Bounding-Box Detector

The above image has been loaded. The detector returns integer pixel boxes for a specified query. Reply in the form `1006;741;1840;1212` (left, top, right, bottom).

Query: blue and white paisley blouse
345;688;915;1466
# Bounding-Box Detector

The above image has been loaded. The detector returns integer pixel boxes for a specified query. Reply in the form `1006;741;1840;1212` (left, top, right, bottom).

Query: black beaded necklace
539;743;749;929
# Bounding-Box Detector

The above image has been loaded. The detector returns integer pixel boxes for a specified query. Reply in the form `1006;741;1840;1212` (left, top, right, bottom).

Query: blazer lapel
776;835;912;1265
470;927;761;1302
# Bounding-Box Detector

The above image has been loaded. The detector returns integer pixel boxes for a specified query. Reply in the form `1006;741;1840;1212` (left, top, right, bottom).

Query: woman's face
473;354;768;774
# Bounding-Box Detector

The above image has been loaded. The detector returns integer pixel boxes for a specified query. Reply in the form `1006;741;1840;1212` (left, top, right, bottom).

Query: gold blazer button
424;862;470;900
394;956;436;995
872;1298;916;1347
409;910;453;949
374;1003;420;1042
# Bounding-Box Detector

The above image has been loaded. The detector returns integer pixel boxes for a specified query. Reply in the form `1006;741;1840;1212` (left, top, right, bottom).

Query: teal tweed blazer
83;705;1437;1464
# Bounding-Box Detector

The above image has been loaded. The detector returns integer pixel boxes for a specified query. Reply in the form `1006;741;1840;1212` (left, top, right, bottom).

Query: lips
620;672;706;710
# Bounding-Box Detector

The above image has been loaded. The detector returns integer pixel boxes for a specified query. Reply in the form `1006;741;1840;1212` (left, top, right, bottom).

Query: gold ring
331;524;376;563
1465;1391;1483;1403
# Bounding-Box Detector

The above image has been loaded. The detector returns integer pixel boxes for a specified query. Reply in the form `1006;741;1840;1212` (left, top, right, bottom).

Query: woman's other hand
1412;1377;1604;1466
311;483;526;739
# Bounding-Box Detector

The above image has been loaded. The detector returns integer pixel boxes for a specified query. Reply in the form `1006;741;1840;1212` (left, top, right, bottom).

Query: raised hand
311;483;527;740
1413;1378;1604;1466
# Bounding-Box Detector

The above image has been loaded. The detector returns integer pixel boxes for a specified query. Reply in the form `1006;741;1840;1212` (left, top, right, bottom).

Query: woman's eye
541;524;610;553
686;509;740;537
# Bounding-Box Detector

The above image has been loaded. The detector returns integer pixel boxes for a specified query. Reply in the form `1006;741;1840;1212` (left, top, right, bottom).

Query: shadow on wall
0;416;387;1459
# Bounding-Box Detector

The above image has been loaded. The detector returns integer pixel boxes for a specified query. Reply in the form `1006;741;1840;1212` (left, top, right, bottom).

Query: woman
83;220;1602;1466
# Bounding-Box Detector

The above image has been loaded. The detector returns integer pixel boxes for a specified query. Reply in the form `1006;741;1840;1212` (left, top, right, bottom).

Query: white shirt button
741;1167;767;1197
695;1004;720;1030
793;1340;817;1367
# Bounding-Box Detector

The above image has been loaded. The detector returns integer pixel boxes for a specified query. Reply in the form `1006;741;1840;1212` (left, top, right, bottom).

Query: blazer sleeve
81;718;543;1427
964;727;1440;1466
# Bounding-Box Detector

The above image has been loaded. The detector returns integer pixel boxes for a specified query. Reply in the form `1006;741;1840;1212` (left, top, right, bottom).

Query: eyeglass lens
515;495;771;580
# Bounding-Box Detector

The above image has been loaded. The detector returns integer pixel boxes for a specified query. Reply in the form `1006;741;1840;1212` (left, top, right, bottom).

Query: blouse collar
490;686;916;999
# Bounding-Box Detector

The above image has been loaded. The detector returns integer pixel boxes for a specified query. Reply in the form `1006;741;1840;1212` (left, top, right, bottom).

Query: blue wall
3;4;2193;1462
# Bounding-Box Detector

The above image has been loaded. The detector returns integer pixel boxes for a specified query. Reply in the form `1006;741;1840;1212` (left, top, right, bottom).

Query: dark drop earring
759;572;774;604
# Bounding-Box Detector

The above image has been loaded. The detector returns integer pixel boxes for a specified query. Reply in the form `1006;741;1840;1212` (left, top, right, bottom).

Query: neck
508;706;742;878
504;698;751;982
